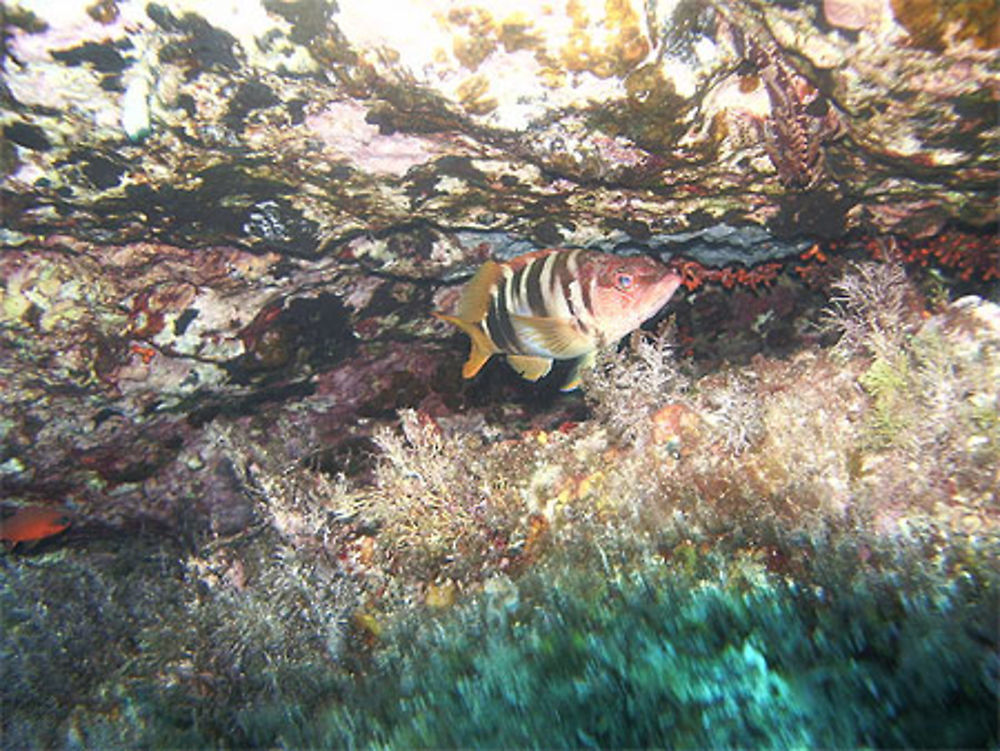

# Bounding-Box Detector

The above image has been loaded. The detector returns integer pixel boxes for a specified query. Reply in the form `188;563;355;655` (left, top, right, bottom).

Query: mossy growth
582;323;692;447
40;528;363;750
0;540;191;749
858;351;912;446
5;521;996;749
236;533;997;749
819;262;999;521
4;263;998;749
861;310;998;506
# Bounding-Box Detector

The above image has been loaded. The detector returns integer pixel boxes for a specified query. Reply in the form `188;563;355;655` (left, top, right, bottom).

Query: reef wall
3;0;997;531
2;1;999;747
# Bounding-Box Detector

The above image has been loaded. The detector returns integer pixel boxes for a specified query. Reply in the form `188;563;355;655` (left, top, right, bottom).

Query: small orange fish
1;505;72;550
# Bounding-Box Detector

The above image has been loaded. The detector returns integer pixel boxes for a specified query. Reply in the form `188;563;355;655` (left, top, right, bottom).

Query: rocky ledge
2;0;997;534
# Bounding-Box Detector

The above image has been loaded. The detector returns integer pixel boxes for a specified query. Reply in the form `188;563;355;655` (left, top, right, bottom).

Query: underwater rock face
3;5;999;748
1;0;998;533
2;0;996;250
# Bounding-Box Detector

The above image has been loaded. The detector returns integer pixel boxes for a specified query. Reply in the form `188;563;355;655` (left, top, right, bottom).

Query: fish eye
615;272;634;291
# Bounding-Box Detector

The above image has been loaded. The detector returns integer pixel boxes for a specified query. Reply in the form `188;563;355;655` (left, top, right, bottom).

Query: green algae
315;532;996;748
859;353;912;447
37;531;994;749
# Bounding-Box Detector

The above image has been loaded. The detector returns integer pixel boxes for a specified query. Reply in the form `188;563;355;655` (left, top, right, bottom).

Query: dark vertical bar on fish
550;250;571;304
525;257;547;317
486;275;520;352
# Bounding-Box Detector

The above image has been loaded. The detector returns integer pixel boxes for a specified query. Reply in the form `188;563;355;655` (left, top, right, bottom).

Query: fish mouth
630;272;682;329
647;272;683;307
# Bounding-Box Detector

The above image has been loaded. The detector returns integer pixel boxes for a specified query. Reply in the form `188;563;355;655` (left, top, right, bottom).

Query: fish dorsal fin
506;354;553;381
457;260;504;322
432;312;497;379
510;314;593;358
503;247;563;272
560;350;597;392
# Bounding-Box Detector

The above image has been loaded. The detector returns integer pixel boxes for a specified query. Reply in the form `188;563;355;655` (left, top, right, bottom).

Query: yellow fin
506;354;553;381
560;350;597;392
433;312;497;379
457;260;503;322
510;314;592;358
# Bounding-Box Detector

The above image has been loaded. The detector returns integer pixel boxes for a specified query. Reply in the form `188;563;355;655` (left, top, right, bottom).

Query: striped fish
434;248;683;391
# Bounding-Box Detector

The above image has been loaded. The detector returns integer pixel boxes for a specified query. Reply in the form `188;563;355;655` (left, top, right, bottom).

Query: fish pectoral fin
560;350;597;392
510;314;590;357
433;312;497;379
506;355;553;382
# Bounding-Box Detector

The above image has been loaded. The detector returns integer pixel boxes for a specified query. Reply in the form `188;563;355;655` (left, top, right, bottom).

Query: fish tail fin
433;312;497;379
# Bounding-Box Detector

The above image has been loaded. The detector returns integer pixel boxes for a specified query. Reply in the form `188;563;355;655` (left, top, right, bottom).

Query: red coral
130;343;157;364
672;259;784;292
792;242;847;288
866;231;999;281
